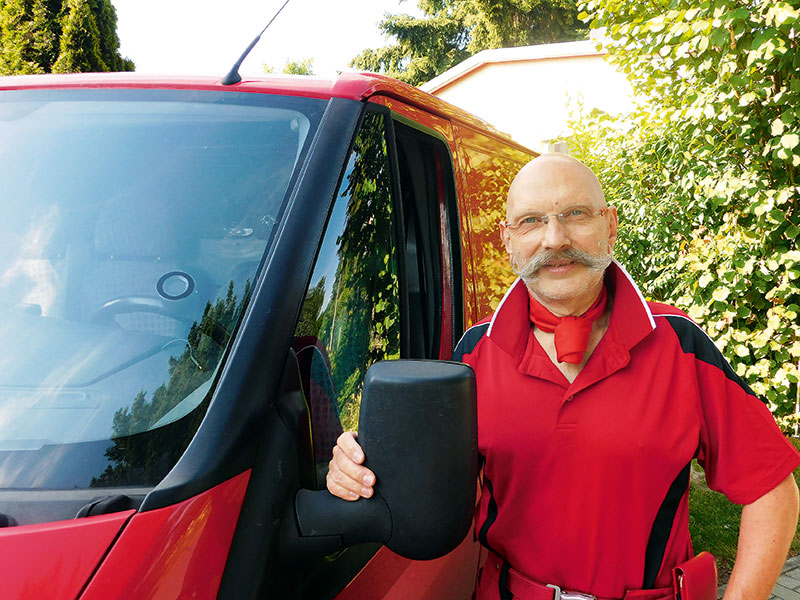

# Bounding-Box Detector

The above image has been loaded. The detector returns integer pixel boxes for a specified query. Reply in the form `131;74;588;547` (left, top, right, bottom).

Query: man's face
499;156;618;306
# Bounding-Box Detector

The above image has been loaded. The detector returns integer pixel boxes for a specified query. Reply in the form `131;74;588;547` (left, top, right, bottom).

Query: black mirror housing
291;359;477;561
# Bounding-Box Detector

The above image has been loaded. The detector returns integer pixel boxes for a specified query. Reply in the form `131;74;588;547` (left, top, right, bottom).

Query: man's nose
540;216;570;249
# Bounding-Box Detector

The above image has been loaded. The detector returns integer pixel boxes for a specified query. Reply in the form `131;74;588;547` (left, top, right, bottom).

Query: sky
113;0;422;79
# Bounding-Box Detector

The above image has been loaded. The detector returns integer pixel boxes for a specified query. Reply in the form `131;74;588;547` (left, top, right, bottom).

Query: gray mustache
514;248;612;279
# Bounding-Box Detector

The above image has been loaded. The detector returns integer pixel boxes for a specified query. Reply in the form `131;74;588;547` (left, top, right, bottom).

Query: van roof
0;71;528;150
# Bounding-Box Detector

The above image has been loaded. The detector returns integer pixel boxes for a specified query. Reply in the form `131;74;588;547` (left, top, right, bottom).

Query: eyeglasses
501;207;608;237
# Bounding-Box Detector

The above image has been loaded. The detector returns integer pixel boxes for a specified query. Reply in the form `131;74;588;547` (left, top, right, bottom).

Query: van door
288;103;477;598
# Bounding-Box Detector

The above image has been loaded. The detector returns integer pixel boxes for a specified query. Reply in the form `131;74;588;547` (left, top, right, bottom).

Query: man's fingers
326;472;360;501
337;431;365;464
326;432;375;500
332;446;375;489
326;457;374;500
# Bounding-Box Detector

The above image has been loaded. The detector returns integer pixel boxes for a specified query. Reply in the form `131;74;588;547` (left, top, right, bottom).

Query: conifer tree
89;0;131;71
30;0;61;69
52;0;106;72
31;0;61;68
0;0;133;74
0;0;43;73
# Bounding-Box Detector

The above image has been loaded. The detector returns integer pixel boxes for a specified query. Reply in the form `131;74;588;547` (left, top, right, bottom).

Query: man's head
500;154;618;313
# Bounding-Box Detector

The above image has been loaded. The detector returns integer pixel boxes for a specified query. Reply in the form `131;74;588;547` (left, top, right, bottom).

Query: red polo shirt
455;262;800;599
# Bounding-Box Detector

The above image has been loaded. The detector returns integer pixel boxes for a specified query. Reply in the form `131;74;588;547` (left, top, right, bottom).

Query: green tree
32;0;62;69
263;57;315;75
351;0;587;85
282;57;314;75
569;1;800;422
296;277;326;337
89;0;132;71
0;0;49;73
52;0;106;72
0;0;132;74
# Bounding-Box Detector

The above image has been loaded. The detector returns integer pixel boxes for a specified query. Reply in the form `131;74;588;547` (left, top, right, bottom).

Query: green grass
688;438;800;582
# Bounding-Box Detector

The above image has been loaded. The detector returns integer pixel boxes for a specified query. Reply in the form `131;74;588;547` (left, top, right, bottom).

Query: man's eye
521;216;543;225
562;208;590;221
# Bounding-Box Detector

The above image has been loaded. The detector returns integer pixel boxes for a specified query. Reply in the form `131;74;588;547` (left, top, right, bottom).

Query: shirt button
566;395;574;402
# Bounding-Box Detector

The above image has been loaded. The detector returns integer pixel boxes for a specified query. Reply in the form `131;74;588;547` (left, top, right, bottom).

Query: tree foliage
351;0;587;85
263;57;315;75
282;57;314;75
569;0;800;423
0;0;133;74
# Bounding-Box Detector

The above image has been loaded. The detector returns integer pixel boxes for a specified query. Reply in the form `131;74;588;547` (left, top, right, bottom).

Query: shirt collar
485;260;656;361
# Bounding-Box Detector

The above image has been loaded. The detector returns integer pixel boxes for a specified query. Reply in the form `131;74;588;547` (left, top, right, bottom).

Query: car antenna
221;0;293;86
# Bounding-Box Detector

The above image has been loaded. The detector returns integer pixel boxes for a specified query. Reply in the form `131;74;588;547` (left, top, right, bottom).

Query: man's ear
499;222;514;257
606;206;619;251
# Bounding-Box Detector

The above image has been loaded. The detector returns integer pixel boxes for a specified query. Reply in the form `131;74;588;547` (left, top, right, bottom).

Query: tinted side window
394;121;461;358
294;111;400;481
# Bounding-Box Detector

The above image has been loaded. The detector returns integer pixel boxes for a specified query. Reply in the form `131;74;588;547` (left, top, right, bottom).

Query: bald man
327;154;800;600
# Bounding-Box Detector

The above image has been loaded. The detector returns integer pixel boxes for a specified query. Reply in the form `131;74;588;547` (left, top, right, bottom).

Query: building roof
420;39;605;95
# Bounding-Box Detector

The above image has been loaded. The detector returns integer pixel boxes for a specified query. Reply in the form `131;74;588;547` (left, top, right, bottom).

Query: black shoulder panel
451;322;490;361
661;315;756;399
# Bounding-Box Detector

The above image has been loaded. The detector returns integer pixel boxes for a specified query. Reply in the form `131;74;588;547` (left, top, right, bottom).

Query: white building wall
422;41;635;153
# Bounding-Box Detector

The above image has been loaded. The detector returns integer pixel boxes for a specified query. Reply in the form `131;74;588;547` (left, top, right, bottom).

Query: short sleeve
673;319;800;504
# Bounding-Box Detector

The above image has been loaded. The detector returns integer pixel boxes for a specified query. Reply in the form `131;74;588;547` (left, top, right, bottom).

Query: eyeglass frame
500;206;609;236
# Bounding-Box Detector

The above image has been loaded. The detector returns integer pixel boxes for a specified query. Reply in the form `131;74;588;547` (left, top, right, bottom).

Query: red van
0;72;535;599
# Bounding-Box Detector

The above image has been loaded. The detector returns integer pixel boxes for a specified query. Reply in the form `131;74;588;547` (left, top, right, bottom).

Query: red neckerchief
528;286;608;364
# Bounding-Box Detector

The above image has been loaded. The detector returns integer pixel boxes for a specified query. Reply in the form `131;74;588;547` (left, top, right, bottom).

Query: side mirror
288;359;477;560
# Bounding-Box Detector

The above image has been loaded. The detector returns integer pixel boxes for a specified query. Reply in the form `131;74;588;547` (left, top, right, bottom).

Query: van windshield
0;88;324;489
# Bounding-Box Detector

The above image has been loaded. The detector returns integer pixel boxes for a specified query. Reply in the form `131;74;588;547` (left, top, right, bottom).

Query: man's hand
326;432;376;501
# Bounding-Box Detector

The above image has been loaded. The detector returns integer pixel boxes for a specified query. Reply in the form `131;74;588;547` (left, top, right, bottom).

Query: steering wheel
89;296;195;327
89;296;232;348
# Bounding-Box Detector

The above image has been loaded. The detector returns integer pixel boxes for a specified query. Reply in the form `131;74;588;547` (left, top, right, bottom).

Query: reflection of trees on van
310;113;400;432
296;278;326;338
91;281;250;487
461;146;526;314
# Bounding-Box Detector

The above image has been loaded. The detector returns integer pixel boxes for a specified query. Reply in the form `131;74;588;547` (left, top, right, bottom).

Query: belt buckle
547;585;597;600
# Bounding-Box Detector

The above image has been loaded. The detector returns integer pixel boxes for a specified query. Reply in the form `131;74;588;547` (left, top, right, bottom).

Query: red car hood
0;511;132;599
